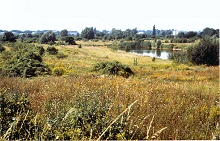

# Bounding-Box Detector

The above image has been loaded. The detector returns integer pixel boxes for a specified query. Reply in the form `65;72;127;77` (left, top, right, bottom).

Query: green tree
200;27;217;37
156;40;162;49
2;31;16;42
65;36;76;45
81;27;95;40
185;31;197;38
177;32;185;38
60;29;68;37
40;30;56;44
187;37;219;66
152;25;156;38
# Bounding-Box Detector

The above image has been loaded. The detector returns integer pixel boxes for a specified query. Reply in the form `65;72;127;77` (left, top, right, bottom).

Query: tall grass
0;42;219;140
0;68;219;140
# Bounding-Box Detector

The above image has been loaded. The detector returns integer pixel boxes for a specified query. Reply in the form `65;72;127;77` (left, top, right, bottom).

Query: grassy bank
0;42;219;140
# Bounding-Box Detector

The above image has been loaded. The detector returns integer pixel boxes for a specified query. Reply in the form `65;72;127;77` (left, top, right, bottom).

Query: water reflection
130;49;171;60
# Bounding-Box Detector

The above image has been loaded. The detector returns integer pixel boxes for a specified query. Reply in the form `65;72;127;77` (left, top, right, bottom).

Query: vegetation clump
169;36;219;66
1;43;51;77
0;43;5;52
93;61;134;78
46;46;58;55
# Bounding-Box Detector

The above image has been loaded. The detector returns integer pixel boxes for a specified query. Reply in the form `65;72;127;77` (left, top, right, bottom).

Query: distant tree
60;29;68;41
40;30;56;44
159;30;166;37
177;32;185;38
65;36;76;45
185;31;197;38
2;31;16;42
60;29;68;37
165;30;172;38
156;40;162;49
187;37;219;66
81;27;95;40
200;27;217;37
152;25;156;38
110;28;123;40
131;28;138;37
27;33;33;38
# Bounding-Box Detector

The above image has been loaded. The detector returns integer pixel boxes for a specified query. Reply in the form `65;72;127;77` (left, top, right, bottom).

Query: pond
130;49;172;60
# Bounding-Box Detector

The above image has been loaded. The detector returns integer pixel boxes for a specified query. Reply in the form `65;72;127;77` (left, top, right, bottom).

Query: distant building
68;31;79;36
173;29;179;36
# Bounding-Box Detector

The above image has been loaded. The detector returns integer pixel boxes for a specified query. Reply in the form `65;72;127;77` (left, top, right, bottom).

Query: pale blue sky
0;0;219;32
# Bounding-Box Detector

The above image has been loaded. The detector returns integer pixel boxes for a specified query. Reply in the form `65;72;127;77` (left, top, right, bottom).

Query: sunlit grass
0;41;219;140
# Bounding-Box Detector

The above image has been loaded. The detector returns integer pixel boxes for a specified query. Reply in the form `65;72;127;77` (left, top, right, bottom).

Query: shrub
1;43;51;77
0;44;5;52
78;44;82;48
46;46;58;55
1;91;36;140
65;36;77;45
52;67;65;76
56;53;68;59
168;51;189;64
187;37;219;66
92;61;134;78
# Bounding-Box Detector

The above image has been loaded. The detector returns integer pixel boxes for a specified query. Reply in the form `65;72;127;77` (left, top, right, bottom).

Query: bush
168;51;189;64
56;53;68;59
1;43;51;77
92;61;134;78
46;46;58;55
0;44;5;52
78;44;82;48
1;91;36;140
187;37;219;66
52;67;65;76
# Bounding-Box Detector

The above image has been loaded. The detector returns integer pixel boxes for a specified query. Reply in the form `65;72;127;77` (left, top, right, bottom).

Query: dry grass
0;41;219;140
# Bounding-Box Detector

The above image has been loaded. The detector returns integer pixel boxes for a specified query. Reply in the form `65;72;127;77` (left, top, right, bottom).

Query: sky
0;0;219;32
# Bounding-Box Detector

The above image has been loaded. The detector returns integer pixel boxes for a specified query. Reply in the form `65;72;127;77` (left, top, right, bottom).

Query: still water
130;49;172;60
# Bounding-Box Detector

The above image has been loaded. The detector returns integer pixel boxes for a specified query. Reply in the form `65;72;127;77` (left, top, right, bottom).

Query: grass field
0;41;219;140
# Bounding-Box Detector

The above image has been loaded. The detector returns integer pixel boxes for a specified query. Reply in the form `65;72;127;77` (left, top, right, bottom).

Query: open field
0;41;219;140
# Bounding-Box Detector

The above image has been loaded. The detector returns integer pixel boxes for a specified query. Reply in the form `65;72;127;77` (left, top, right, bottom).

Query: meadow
0;40;219;140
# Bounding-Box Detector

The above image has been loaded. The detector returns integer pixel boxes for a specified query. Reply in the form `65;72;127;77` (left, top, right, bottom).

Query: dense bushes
0;43;51;77
169;37;219;66
1;91;36;140
0;44;5;52
92;61;134;78
187;37;219;66
46;46;58;55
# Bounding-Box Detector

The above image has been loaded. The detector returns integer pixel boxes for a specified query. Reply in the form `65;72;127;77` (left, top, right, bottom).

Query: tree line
0;27;218;44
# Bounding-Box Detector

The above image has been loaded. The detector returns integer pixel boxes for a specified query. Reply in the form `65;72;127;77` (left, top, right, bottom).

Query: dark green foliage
0;91;37;140
156;39;162;49
78;44;82;48
40;31;56;44
1;43;51;77
60;29;68;37
81;27;95;40
140;41;152;49
0;43;5;52
152;25;156;38
65;36;76;45
92;61;134;78
168;51;188;64
46;46;58;55
169;37;219;66
188;37;219;66
2;31;16;42
56;53;68;59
